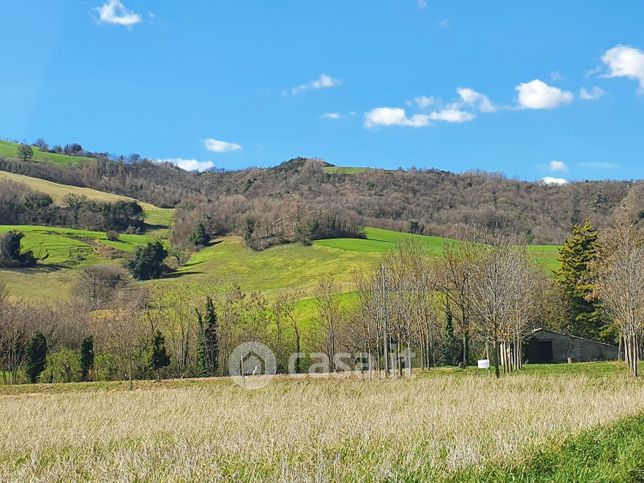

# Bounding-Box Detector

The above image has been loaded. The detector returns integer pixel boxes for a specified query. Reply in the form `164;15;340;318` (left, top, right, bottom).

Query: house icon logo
228;341;277;390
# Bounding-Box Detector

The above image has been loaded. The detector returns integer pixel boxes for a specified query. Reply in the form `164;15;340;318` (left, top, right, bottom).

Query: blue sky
1;1;643;182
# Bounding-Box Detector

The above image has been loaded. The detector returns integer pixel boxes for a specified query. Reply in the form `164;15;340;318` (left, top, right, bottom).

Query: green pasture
0;140;94;166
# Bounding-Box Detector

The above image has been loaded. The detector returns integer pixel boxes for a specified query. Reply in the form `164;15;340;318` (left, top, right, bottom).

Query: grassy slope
0;171;174;229
0;225;155;300
0;224;560;301
0;140;94;166
315;227;561;272
323;166;369;174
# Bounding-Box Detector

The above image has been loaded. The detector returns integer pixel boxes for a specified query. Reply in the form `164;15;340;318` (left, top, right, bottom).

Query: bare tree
436;241;479;366
91;288;149;389
274;288;304;373
315;277;343;372
593;218;643;377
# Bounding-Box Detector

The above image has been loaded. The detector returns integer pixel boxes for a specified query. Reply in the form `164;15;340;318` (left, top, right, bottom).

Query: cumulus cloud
516;79;574;109
96;0;142;27
601;45;644;91
203;137;242;153
289;74;342;95
579;86;605;101
364;107;430;128
548;160;568;173
540;176;568;186
158;158;214;172
457;87;497;112
428;108;475;123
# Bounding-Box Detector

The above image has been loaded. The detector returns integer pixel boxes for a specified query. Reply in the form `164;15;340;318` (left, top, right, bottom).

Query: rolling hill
0;223;561;302
0;171;175;229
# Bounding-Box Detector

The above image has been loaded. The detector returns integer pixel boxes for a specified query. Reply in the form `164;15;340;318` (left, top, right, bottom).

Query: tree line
0;180;144;232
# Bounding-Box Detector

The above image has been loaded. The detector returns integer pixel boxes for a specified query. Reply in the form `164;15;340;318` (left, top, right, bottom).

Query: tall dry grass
0;370;642;481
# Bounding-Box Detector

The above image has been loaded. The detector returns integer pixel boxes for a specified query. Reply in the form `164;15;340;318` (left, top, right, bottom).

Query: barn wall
530;331;618;362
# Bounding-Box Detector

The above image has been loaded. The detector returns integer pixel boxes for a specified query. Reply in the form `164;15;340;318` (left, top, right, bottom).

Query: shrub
41;348;82;383
125;241;168;280
106;230;120;241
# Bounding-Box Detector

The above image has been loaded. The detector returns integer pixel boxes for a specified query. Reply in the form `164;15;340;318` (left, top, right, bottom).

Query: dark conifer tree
26;332;47;383
80;336;95;382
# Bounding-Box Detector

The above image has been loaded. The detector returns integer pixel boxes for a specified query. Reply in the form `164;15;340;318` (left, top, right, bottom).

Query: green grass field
0;223;560;302
0;225;157;300
0;140;94;166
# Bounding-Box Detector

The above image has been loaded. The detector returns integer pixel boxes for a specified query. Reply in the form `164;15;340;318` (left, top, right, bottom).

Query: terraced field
0;225;156;300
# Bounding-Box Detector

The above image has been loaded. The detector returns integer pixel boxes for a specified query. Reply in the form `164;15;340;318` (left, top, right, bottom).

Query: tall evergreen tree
146;330;171;381
80;336;95;382
191;223;210;247
555;220;606;340
26;332;47;383
197;296;219;376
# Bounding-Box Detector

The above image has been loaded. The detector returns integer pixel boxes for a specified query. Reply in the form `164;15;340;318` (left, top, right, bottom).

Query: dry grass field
0;364;642;481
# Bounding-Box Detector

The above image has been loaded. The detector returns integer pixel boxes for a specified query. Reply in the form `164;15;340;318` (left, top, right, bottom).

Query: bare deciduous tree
593;218;643;377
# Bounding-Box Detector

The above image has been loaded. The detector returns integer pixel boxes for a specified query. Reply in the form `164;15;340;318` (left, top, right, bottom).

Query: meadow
0;224;560;302
0;140;94;166
0;362;641;481
0;225;156;300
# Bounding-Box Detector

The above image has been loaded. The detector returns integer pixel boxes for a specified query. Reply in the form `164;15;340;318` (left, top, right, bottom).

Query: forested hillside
1;145;638;245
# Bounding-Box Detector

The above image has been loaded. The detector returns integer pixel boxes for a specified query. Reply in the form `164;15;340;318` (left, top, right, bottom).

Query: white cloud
548;160;568;173
320;112;342;120
579;86;605;101
417;0;428;9
96;0;142;27
290;74;342;95
601;45;644;91
578;162;620;169
158;158;214;172
457;87;496;112
203;137;242;153
428;108;475;123
410;95;435;108
438;18;450;29
364;107;430;128
540;176;568;186
516;79;574;109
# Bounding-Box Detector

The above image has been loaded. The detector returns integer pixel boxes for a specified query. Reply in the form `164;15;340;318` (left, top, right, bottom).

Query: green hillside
0;226;157;300
0;224;561;301
0;171;175;234
0;140;94;166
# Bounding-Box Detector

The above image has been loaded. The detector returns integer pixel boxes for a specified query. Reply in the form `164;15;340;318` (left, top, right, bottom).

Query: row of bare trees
341;235;546;379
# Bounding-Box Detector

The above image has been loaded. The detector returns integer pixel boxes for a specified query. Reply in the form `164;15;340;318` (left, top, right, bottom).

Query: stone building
525;328;618;363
